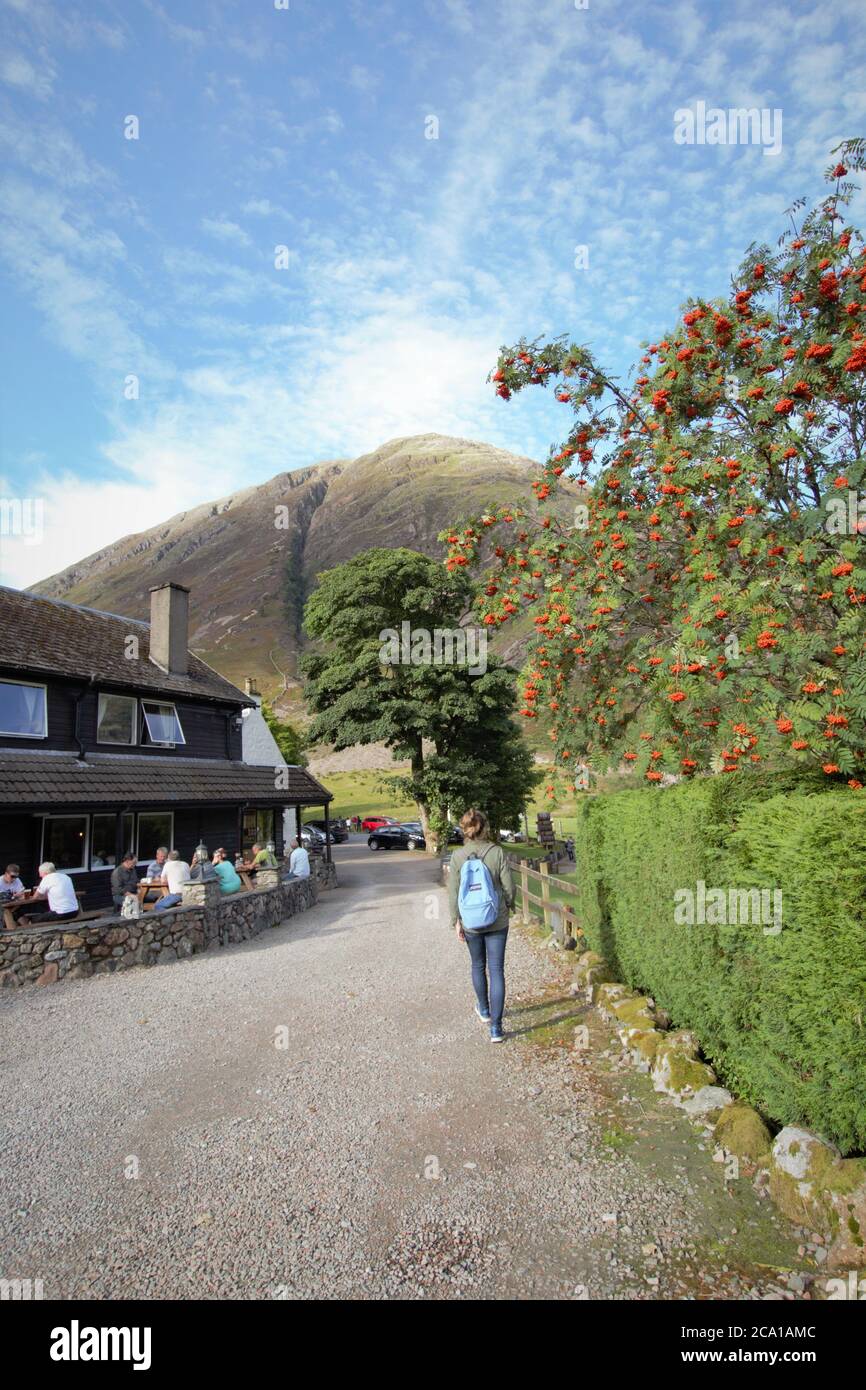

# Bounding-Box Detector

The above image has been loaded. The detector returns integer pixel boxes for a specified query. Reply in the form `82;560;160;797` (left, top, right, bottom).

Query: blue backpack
457;847;500;930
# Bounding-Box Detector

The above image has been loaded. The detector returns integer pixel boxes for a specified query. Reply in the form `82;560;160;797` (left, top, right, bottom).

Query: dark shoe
489;1025;504;1043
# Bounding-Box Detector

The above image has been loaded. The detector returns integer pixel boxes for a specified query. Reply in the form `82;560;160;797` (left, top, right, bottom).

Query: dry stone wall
0;874;322;989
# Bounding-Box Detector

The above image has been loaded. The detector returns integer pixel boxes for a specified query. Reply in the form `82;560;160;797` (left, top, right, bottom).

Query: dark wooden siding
0;675;243;760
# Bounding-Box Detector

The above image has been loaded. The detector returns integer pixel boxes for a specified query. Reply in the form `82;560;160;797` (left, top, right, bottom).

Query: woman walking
448;809;515;1043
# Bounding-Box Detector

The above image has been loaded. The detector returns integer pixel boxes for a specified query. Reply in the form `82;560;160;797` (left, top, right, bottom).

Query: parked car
300;826;326;853
367;823;463;851
499;828;525;843
303;818;348;843
367;825;420;851
361;815;397;832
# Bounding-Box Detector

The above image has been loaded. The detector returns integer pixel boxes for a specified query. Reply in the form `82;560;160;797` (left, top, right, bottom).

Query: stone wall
0;873;323;989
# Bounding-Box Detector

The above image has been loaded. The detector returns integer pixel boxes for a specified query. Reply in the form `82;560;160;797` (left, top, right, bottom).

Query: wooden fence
515;858;583;946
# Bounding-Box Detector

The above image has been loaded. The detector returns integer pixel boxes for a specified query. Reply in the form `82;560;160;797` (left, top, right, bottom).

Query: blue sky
1;0;865;587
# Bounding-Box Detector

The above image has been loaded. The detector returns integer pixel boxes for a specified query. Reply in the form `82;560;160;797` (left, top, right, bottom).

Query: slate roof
0;752;332;807
0;586;250;706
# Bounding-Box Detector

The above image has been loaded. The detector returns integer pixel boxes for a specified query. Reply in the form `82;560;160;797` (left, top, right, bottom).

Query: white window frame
96;692;137;746
140;699;185;747
0;677;47;739
40;813;89;875
135;810;175;866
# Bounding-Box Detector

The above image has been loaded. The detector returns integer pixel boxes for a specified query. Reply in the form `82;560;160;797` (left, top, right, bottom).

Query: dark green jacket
449;839;515;931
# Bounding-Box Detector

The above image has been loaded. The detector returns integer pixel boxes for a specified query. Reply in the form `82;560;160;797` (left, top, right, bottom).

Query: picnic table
137;880;168;910
3;892;86;932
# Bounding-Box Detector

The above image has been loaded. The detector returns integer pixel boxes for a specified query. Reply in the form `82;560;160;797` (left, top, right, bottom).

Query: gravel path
0;839;806;1300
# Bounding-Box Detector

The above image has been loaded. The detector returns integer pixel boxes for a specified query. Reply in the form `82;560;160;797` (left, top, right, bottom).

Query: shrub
574;774;866;1153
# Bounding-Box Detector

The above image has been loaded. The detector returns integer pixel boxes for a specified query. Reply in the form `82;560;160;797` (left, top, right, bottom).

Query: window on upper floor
96;692;137;745
0;679;47;738
140;700;185;746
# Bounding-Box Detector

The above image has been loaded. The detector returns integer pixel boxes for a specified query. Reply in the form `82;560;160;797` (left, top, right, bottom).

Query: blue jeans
464;926;508;1028
153;893;183;911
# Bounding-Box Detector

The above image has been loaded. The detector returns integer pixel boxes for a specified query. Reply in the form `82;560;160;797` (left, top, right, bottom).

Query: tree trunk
410;743;436;852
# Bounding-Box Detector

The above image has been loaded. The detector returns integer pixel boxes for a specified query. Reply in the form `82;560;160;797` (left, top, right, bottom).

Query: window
97;693;137;745
136;811;173;864
42;815;88;872
90;814;126;869
0;679;46;738
141;700;185;746
242;808;275;856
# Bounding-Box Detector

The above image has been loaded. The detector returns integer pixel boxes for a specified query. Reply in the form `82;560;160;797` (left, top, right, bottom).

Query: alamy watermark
0;497;44;546
824;490;866;535
379;621;487;676
673;880;782;936
673;102;782;157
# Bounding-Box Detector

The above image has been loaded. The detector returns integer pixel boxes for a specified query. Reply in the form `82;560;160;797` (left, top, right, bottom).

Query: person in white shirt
32;861;79;920
288;839;310;879
1;864;25;898
151;849;190;911
162;850;191;895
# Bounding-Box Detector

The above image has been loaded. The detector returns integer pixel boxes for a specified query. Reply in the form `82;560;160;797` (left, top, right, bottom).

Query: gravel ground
0;839;810;1300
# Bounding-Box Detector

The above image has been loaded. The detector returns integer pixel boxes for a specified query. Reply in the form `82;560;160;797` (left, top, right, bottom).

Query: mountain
31;433;569;708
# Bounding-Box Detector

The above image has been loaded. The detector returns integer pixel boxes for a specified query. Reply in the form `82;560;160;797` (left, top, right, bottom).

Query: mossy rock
652;1047;716;1098
655;1029;702;1063
772;1127;840;1185
585;964;615;1000
714;1104;772;1162
622;1027;661;1069
768;1163;826;1229
611;995;656;1029
596;982;635;1013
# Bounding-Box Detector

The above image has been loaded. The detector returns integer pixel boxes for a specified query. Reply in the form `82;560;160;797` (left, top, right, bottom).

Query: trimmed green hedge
574;775;866;1154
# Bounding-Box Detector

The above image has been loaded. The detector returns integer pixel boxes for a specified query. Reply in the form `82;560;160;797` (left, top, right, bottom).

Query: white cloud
0;49;54;99
200;215;252;247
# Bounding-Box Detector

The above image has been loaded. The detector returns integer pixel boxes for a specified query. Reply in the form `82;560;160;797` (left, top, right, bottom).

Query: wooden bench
3;891;86;931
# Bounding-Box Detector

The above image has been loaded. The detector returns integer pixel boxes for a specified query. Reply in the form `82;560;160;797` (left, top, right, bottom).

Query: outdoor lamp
196;839;209;862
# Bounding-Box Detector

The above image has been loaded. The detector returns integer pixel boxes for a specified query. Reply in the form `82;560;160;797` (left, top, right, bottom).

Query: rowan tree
446;142;866;790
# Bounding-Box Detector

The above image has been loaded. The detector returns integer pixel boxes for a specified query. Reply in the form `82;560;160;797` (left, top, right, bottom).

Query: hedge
573;774;866;1154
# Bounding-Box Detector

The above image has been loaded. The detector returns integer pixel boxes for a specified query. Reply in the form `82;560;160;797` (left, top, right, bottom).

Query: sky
1;0;865;588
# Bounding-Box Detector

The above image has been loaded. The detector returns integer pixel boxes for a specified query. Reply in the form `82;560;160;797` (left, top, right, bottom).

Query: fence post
539;859;551;933
520;859;530;924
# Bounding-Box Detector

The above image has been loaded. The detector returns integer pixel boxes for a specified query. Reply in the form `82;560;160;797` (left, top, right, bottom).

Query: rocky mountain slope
32;433;566;706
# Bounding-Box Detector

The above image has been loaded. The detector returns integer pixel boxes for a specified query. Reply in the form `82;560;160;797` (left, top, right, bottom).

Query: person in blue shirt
212;848;242;895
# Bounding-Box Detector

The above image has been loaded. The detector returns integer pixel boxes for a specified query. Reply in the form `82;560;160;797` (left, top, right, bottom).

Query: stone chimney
149;582;190;676
244;676;260;697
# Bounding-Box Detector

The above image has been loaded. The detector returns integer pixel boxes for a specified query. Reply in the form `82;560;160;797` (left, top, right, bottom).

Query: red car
361;815;396;832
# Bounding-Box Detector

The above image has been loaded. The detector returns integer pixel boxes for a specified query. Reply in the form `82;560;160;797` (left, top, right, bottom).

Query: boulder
621;1027;662;1071
767;1126;866;1264
596;982;635;1017
651;1030;716;1100
611;994;656;1030
682;1085;734;1119
713;1104;773;1162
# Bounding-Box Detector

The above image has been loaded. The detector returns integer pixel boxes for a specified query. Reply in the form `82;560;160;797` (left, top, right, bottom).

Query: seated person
145;846;169;880
0;863;25;900
286;837;311;880
110;852;139;911
212;848;242;895
152;849;190;910
189;851;218;883
162;849;190;894
27;861;79;922
247;842;278;869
